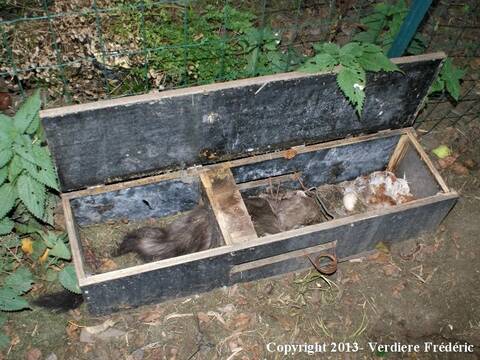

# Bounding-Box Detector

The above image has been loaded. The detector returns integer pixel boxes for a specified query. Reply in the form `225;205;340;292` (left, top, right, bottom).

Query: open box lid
41;52;445;193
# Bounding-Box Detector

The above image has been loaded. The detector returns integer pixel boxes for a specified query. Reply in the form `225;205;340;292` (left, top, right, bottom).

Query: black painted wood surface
71;177;201;226
232;135;399;187
42;57;442;192
83;195;456;315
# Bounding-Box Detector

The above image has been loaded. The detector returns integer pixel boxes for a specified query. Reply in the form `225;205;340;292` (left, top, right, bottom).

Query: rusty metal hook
307;253;337;275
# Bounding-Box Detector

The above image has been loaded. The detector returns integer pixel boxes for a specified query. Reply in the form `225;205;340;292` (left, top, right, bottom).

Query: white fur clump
341;171;412;211
343;191;358;211
367;171;410;202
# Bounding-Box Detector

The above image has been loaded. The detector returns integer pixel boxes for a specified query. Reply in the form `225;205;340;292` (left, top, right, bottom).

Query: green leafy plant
429;58;466;101
104;2;292;93
299;42;401;115
0;267;33;312
0;91;80;340
240;27;303;76
0;89;59;235
352;0;427;55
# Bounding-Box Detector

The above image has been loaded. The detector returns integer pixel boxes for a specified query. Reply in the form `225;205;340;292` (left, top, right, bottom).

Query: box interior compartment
66;128;449;278
232;131;447;237
70;175;224;275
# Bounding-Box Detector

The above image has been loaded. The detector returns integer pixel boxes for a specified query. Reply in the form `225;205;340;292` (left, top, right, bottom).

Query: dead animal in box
314;171;415;217
245;190;324;236
342;171;414;211
114;205;221;261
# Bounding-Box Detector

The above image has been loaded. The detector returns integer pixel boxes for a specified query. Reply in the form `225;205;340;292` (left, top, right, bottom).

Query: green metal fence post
387;0;432;58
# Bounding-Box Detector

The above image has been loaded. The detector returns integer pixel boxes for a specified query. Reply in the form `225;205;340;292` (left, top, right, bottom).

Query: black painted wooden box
40;52;457;315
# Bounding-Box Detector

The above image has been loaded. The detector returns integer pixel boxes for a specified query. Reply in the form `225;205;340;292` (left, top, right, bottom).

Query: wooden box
41;52;457;315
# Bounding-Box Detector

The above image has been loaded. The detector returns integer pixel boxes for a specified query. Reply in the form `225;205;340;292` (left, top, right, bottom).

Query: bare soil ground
2;119;479;360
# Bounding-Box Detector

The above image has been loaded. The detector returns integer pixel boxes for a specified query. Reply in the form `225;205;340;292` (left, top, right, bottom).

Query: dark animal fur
245;190;323;236
32;290;84;312
115;205;221;261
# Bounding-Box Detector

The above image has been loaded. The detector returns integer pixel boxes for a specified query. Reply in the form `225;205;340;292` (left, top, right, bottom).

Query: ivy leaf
442;59;465;101
13;89;41;134
0;148;13;168
59;265;81;294
0;288;30;311
0;218;14;235
21;157;59;191
0;183;17;219
49;239;71;260
4;267;33;295
337;65;366;116
16;174;45;220
0;167;7;186
298;53;338;72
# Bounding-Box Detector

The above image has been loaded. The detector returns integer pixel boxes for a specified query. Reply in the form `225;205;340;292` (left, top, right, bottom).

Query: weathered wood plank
387;134;410;171
231;135;400;187
62;196;86;280
41;54;445;192
230;241;336;276
70;177;201;226
200;168;258;245
82;194;456;314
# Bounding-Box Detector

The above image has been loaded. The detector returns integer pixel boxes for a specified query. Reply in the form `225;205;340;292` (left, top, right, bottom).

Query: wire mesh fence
0;0;478;131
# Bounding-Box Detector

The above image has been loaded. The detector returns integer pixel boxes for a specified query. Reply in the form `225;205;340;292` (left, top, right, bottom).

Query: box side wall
83;196;456;315
394;144;442;197
232;135;400;188
70;177;202;226
42;58;443;192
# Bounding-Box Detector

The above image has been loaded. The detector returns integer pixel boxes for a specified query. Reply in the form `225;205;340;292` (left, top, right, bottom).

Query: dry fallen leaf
382;264;399;276
231;313;253;331
39;249;49;263
21;238;34;255
0;92;11;110
197;312;210;324
25;347;42;360
450;162;469;176
283;148;298;160
66;322;80;340
138;308;165;323
451;233;461;249
99;258;119;272
392;282;406;298
437;155;459;169
463;159;477;169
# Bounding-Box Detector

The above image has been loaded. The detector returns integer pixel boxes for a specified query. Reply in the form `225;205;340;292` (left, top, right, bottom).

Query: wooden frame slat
77;192;457;287
62;195;86;280
387;134;410;171
200;167;258;245
230;241;337;275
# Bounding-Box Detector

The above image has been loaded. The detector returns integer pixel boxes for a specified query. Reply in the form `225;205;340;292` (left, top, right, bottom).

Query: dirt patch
2;120;478;360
